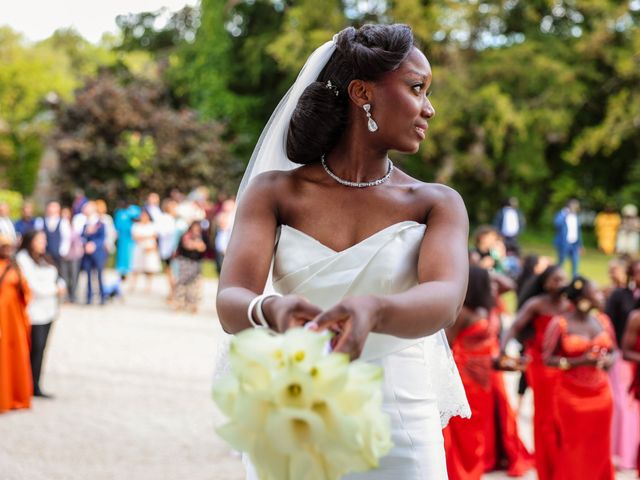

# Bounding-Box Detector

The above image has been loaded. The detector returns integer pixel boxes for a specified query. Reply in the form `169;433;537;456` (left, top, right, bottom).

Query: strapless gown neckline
280;220;422;254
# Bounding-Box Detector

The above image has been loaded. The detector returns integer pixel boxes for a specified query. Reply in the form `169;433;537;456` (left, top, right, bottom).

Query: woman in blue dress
114;204;141;279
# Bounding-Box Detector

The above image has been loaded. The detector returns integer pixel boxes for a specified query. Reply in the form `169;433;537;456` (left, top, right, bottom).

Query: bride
216;24;469;479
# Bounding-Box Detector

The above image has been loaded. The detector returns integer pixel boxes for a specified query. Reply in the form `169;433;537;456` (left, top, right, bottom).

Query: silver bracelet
247;293;282;328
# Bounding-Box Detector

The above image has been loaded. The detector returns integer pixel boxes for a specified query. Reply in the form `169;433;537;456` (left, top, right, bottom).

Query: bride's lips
414;123;428;140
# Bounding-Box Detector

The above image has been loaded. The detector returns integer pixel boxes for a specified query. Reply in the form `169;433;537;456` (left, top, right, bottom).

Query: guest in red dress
543;276;616;480
501;265;570;480
445;266;533;479
622;304;640;476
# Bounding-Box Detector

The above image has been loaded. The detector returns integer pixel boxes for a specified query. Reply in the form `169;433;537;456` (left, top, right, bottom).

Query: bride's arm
215;174;277;333
372;184;469;336
216;173;322;334
311;185;469;357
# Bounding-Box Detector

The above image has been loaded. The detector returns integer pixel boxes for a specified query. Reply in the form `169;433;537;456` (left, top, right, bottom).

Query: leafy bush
0;189;24;217
53;72;240;204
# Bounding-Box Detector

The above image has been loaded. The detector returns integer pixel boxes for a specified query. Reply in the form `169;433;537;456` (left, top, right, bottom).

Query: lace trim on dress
426;330;472;427
214;332;232;382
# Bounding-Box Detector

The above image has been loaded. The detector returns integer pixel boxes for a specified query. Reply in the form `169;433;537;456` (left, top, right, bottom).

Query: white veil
213;37;337;380
235;37;338;203
214;34;469;427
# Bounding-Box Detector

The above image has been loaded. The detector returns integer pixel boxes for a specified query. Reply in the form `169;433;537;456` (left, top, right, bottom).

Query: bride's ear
347;79;373;107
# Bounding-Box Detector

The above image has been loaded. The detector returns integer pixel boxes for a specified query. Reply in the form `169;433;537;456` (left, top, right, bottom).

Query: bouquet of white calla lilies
213;327;393;480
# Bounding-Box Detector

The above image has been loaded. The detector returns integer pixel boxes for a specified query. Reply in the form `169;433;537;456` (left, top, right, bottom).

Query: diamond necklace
320;155;394;188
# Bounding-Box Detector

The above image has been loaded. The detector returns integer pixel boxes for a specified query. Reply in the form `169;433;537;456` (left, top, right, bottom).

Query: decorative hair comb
325;80;340;96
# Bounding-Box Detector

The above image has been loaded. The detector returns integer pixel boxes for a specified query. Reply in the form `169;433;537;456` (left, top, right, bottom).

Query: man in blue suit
80;202;108;305
554;199;582;278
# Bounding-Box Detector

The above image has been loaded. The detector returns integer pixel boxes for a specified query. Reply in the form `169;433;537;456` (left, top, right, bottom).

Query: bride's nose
422;98;435;119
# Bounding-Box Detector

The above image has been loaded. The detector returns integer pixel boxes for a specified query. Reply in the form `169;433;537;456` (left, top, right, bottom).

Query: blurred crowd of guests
0;188;235;414
444;212;640;479
492;197;639;279
110;189;235;312
555;199;640;278
595;204;640;257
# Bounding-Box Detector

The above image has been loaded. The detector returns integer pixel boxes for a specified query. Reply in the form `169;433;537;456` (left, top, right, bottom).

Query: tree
0;27;75;195
53;71;237;204
168;0;301;161
115;6;201;54
0;27;120;196
391;0;639;224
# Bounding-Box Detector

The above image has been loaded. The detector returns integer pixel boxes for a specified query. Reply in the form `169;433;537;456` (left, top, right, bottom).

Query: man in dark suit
80;202;108;305
14;202;38;241
40;201;71;273
554;199;582;278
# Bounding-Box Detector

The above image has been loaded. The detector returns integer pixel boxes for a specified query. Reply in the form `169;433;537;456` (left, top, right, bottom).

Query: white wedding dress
237;220;470;480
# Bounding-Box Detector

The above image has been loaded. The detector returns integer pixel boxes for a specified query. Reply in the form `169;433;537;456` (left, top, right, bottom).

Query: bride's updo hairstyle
286;24;415;165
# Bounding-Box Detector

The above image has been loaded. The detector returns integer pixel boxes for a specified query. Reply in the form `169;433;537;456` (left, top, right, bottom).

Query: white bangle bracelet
247;293;282;329
247;295;263;328
255;293;282;328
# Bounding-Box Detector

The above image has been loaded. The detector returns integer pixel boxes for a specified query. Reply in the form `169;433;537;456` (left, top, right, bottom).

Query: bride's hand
308;296;381;360
261;295;323;333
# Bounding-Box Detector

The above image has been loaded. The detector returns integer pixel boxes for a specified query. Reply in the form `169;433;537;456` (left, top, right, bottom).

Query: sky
4;0;199;44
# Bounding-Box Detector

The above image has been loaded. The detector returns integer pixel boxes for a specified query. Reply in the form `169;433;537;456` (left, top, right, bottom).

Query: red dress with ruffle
445;313;533;479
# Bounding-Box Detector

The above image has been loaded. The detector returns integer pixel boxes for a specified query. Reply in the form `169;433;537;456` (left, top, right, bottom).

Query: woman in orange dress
594;207;621;256
543;277;615;480
0;234;32;413
500;264;570;480
622;304;640;476
445;266;532;479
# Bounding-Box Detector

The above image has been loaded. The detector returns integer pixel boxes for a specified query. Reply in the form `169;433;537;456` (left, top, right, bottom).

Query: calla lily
265;407;326;454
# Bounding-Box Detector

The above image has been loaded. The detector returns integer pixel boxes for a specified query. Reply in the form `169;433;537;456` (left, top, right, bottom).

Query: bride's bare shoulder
244;165;319;196
394;168;464;210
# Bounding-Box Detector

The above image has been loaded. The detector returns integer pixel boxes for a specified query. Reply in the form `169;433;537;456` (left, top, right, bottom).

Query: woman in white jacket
17;230;65;398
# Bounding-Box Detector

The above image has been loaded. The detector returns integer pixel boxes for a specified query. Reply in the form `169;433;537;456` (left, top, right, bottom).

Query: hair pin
325;80;339;96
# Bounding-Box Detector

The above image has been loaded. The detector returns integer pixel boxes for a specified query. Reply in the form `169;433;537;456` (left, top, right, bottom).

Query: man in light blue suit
554;198;582;278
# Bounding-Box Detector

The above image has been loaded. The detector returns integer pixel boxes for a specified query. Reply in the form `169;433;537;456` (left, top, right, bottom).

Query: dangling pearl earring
363;104;378;132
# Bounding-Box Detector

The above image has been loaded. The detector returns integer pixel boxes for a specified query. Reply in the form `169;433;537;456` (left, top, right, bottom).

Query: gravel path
0;275;633;479
0;276;242;480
